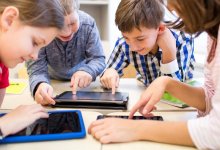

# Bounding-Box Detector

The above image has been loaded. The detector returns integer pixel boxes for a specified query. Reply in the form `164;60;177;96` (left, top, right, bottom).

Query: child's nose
130;45;139;51
127;41;139;51
71;25;79;33
29;51;39;60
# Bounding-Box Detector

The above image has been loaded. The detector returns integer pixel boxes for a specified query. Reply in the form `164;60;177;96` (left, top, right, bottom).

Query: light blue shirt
27;11;106;95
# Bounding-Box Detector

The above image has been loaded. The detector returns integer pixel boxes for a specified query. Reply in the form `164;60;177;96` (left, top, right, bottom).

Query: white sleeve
187;95;220;149
160;59;179;74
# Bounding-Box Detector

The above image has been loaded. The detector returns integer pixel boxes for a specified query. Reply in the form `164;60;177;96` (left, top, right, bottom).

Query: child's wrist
160;59;178;74
133;121;146;140
165;77;176;92
0;120;10;137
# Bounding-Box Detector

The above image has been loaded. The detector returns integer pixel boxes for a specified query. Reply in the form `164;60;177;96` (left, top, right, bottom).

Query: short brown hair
0;0;64;30
115;0;165;32
60;0;80;15
168;0;220;39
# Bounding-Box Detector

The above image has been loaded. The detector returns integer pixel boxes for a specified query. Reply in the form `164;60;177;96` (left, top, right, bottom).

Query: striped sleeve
105;38;130;77
160;30;195;82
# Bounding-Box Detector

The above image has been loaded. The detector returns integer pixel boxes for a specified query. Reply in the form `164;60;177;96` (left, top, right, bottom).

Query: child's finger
78;78;85;88
129;94;151;119
111;77;116;94
83;78;89;88
107;77;112;89
40;89;54;104
88;119;105;134
116;77;120;88
43;93;55;105
129;101;143;119
72;77;80;94
142;98;157;115
35;94;44;104
47;86;53;97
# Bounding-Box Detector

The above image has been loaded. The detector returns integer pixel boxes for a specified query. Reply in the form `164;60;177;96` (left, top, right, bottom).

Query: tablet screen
5;112;81;136
56;91;128;101
97;115;163;121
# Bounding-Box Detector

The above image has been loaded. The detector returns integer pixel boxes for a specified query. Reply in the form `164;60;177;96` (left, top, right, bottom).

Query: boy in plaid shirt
100;0;195;94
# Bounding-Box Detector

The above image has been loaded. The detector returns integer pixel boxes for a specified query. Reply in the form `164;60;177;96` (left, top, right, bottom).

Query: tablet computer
53;91;129;110
0;110;86;144
97;115;163;121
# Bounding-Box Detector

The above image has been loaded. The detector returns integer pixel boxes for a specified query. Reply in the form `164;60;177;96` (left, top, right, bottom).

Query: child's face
0;24;58;68
57;11;79;42
122;26;159;55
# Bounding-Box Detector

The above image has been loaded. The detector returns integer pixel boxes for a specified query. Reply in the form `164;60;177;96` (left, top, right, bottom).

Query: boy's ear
158;24;166;35
0;6;19;32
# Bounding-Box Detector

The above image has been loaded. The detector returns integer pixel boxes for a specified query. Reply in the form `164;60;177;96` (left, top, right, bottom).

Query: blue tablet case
0;110;86;144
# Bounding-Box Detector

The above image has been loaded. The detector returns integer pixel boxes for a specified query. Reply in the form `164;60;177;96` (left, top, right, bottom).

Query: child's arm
100;38;130;93
88;117;194;146
0;104;48;137
0;88;6;106
158;28;195;82
104;38;130;77
129;76;205;118
76;21;105;81
26;48;50;96
157;27;177;64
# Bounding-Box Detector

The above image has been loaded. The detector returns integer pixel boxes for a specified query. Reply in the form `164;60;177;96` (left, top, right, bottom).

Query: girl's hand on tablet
0;104;49;137
88;118;141;143
129;76;170;119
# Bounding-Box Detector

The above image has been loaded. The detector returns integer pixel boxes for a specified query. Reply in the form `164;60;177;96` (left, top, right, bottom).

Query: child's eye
32;40;38;47
137;39;144;41
68;22;75;27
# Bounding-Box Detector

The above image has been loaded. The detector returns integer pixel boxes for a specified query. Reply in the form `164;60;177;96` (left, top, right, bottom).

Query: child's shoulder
115;37;127;46
169;28;192;41
78;10;96;26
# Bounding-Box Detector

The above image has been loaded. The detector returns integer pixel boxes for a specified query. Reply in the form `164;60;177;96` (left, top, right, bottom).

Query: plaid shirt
106;29;195;86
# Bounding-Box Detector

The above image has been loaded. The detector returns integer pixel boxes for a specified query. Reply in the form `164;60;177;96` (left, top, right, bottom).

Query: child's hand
157;26;176;63
35;83;55;105
129;76;170;119
0;104;49;137
88;118;141;144
100;68;119;94
71;71;92;94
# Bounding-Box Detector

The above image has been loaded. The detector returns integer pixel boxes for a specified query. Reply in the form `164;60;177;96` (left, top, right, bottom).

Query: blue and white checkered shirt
105;29;195;86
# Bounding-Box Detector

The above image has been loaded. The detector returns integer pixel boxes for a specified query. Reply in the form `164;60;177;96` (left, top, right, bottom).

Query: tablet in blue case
0;110;86;144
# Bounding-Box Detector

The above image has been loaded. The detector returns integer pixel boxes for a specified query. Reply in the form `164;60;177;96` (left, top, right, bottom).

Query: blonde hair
0;0;64;29
59;0;80;15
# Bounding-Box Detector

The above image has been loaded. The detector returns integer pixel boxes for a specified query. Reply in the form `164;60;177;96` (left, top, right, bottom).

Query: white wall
108;0;121;50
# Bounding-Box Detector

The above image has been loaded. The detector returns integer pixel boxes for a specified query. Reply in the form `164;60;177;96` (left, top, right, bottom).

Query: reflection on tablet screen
57;91;127;101
7;112;81;136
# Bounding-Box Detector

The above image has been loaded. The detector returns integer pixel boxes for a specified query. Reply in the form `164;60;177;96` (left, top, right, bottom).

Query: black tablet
0;110;86;144
53;91;129;110
97;115;164;121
